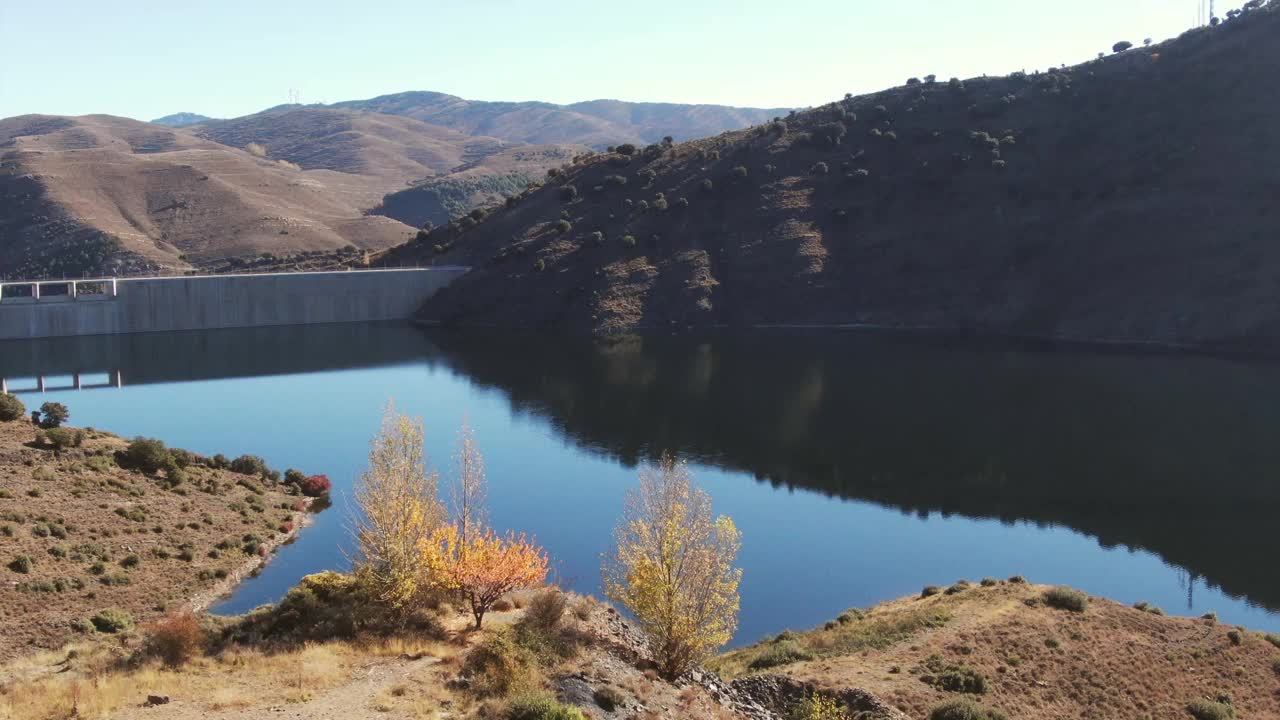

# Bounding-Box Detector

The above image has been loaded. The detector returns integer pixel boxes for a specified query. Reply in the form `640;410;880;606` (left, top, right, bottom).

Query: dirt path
115;656;439;720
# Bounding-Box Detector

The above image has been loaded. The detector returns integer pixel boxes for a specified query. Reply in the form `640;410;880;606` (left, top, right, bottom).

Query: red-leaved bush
299;474;331;498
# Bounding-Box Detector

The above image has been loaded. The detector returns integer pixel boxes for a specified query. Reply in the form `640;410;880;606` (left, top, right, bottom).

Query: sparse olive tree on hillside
602;455;742;679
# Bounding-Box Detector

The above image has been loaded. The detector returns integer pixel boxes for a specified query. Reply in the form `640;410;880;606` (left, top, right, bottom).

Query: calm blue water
4;324;1278;643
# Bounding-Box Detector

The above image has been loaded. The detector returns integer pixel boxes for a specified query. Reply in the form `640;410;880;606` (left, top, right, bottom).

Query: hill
191;105;515;188
332;90;790;147
0;114;415;277
714;580;1280;720
150;113;213;128
386;5;1280;350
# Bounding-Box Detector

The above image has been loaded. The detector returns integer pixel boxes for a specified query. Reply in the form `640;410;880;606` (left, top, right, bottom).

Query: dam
0;268;466;341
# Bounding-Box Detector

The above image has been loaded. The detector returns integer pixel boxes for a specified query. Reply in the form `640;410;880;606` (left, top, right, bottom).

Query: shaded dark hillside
333;91;789;147
387;6;1280;349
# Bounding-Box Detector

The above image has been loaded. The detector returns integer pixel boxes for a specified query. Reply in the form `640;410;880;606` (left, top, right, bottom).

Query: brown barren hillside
386;5;1280;350
713;581;1280;720
0;114;415;278
333;90;790;147
0;418;316;660
191;106;513;187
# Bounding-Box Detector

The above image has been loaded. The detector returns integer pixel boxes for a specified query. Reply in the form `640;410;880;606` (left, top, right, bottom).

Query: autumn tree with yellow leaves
350;404;449;611
352;407;548;627
602;454;742;679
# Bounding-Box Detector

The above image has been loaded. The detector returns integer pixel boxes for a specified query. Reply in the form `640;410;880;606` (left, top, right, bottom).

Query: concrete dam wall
0;268;466;340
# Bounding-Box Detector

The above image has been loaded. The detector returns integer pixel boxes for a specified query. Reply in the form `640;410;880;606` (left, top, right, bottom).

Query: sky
0;0;1244;121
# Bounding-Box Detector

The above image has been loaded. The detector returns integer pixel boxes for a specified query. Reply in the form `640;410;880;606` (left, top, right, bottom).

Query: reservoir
4;323;1278;644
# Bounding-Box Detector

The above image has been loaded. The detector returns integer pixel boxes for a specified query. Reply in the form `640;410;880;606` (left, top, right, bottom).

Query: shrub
0;393;24;422
790;692;847;720
810;162;829;175
593;686;626;712
921;585;942;598
120;554;140;568
299;474;331;498
946;580;971;595
675;197;689;209
589;231;605;246
559;185;578;201
125;437;172;474
230;454;268;477
1264;633;1279;649
1113;40;1133;53
922;655;988;694
38;402;69;429
622;235;637;248
506;693;586;720
928;698;1009;720
731;165;748;180
463;629;537;697
1203;612;1219;622
284;468;306;486
614;143;637;156
604;174;627;187
1227;629;1242;645
523;589;567;632
700;178;714;193
554;219;572;234
91;608;133;633
980;578;998;587
1043;587;1088;612
906;77;921;85
44;427;84;450
1186;699;1235;720
813;122;846;146
8;555;33;574
533;259;546;272
146;610;205;666
748;641;813;669
1007;575;1027;584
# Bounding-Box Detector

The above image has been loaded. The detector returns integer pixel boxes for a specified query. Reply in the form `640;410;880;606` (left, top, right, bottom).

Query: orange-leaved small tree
435;525;548;629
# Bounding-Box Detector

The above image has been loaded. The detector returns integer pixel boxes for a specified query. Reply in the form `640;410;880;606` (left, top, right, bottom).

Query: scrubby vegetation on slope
0;397;325;658
385;4;1280;348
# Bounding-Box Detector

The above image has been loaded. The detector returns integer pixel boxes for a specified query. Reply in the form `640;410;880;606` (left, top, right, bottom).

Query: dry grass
0;421;308;659
737;582;1280;720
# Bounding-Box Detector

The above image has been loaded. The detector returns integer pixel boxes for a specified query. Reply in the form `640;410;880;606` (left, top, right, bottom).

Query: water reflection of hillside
424;329;1280;612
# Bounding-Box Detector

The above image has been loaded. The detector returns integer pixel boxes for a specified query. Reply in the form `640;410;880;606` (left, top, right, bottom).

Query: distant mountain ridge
331;91;791;148
150;112;213;127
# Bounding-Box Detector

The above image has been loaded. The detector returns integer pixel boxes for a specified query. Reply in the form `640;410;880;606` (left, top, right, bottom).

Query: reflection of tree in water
424;328;1280;613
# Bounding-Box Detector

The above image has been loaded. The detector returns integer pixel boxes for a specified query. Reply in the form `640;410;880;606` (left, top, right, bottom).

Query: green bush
731;165;748;180
614;144;637;156
700;178;714;193
230;455;268;476
125;437;172;474
922;655;987;694
921;585;942;598
1187;699;1235;720
980;578;998;587
1007;575;1027;584
37;402;69;429
554;219;572;234
1264;633;1279;649
1043;587;1088;612
0;393;24;422
604;174;627;187
506;693;586;720
928;698;1008;720
748;640;814;669
1113;40;1133;53
91;608;133;634
533;259;546;272
1227;629;1242;645
463;629;537;697
811;162;829;175
44;427;84;450
559;185;578;201
8;555;33;574
621;235;637;248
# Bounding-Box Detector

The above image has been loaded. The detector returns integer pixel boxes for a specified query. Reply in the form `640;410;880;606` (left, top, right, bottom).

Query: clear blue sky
0;0;1242;121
